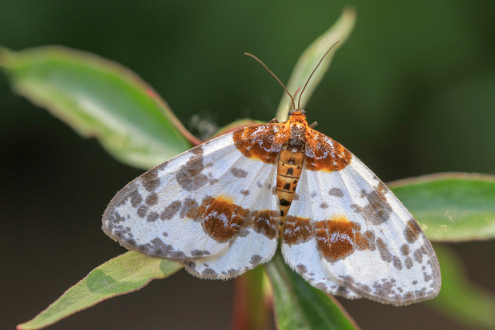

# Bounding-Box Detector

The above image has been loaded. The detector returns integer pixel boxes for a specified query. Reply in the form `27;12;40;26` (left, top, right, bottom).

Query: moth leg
309;121;317;128
268;118;279;123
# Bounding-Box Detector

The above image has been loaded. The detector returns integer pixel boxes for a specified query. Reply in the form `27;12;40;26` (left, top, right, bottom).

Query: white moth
103;49;440;306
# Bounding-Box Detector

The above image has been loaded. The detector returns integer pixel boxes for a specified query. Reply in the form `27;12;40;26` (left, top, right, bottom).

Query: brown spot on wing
405;219;422;243
147;211;159;222
135;237;186;260
296;264;308;273
160;200;182;220
190;196;249;243
363;231;376;251
376;238;393;263
414;246;427;263
250;254;263;265
329;188;344;197
122;189;142;208
393;256;403;270
231;168;248;178
405;257;413;269
351;184;393;225
252;210;279;239
181;197;199;219
233;123;289;164
305;129;352;172
145;193;158;206
137;205;147;218
141;166;162;192
176;145;209;191
316;215;370;263
202;268;217;276
283;216;313;245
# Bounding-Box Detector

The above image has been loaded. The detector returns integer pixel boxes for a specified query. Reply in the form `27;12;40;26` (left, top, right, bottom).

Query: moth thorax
276;146;305;237
288;122;307;148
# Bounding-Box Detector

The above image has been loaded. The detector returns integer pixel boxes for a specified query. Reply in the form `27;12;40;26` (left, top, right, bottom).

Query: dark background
1;1;495;329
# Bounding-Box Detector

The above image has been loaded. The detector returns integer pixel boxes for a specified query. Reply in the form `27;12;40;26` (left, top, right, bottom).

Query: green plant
2;8;495;330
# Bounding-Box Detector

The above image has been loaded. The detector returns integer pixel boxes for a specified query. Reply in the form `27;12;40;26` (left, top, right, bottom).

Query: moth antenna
297;40;340;110
293;86;302;102
245;52;296;110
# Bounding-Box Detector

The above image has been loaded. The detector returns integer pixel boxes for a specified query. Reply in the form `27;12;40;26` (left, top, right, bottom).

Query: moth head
288;109;307;116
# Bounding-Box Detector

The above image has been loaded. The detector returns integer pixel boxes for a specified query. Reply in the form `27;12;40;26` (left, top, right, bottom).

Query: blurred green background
1;1;495;329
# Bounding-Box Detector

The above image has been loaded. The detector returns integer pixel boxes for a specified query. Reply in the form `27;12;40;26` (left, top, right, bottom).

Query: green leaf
389;173;495;241
0;46;198;170
426;244;495;329
17;252;182;330
264;252;360;330
275;7;356;122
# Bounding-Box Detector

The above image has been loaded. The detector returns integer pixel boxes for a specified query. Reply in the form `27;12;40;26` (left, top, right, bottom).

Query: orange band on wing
189;196;248;243
315;215;370;263
187;195;279;243
283;215;313;245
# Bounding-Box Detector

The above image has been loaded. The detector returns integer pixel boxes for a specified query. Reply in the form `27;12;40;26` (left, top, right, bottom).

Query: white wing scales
282;156;440;306
184;227;277;279
103;131;280;278
281;232;361;299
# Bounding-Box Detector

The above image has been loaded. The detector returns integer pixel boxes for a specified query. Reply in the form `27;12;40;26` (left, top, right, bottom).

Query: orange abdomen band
276;148;304;237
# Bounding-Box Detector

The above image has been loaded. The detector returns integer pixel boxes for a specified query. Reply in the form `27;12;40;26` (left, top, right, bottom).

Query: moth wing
283;139;440;305
183;214;278;279
280;169;361;299
103;128;280;263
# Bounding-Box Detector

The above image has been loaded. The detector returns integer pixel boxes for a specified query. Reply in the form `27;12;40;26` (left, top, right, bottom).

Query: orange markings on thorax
287;111;308;124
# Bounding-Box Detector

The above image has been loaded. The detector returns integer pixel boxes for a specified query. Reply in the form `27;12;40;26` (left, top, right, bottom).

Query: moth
102;47;441;306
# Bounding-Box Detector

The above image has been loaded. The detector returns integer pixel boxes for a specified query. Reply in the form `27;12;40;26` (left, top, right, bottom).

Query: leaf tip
342;5;357;19
16;323;28;330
